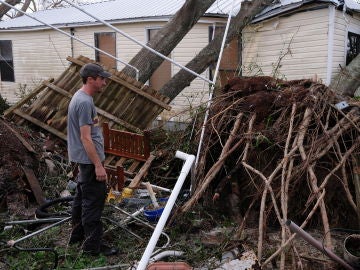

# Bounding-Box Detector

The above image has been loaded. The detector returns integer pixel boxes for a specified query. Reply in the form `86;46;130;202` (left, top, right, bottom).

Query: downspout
70;27;75;58
342;3;350;65
326;5;335;85
136;151;195;270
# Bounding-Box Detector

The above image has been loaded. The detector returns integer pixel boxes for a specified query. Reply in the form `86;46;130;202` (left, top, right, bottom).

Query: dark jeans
70;163;107;253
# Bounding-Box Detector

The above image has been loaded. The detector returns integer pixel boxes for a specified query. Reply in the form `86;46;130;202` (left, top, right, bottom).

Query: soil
0;119;40;212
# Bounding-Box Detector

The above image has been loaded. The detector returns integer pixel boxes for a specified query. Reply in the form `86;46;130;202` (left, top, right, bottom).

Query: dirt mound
0;119;40;210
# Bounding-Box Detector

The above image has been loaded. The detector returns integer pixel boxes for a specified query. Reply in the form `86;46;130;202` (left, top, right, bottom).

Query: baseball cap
80;63;111;78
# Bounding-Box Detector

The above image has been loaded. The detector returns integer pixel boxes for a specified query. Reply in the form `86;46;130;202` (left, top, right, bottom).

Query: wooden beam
13;109;67;140
22;167;45;205
128;154;155;188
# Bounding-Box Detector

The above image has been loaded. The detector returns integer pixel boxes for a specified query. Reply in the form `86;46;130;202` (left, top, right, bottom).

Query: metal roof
0;0;242;30
253;0;360;23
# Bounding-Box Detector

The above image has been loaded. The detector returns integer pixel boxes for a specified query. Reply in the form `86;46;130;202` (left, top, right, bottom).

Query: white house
1;0;359;124
0;0;241;123
242;0;360;87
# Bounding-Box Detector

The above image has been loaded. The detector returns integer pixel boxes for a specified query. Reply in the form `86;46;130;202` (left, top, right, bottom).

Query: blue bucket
143;198;168;222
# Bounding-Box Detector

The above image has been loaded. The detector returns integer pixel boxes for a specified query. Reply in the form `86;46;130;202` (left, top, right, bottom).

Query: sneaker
68;237;84;246
84;244;119;256
100;244;119;256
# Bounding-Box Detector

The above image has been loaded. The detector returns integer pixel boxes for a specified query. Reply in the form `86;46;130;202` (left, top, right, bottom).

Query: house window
209;25;240;86
0;40;14;82
94;32;116;69
346;32;360;65
148;28;171;90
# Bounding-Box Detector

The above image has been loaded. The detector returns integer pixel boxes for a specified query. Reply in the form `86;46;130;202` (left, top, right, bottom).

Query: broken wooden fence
4;55;171;139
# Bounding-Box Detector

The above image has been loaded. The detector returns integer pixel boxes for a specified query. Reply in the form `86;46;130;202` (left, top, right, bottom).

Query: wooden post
103;122;110;150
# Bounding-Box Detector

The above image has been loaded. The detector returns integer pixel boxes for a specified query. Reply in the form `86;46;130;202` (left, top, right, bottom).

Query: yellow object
106;188;122;203
121;187;133;198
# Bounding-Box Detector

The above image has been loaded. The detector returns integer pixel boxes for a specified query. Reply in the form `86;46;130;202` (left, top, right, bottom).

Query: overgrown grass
0;202;237;269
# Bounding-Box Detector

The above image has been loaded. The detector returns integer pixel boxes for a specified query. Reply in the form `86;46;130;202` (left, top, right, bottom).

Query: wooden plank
115;157;127;167
110;76;171;110
128;155;156;188
104;155;116;167
22;167;45;205
43;81;72;98
127;160;141;173
13;109;67;140
67;56;171;110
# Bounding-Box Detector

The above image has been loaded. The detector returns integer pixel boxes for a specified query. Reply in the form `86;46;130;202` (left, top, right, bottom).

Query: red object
146;261;192;270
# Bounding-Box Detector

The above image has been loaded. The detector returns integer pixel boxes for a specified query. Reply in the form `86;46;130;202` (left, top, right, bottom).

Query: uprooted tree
179;76;360;269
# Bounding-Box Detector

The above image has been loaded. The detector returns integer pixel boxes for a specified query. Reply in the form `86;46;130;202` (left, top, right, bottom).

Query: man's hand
95;165;107;182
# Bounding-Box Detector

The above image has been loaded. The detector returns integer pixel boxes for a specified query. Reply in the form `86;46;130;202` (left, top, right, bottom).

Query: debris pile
181;76;360;266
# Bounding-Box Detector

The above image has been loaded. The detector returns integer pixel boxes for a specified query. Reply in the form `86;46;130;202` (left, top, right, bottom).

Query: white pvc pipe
0;0;140;79
149;250;184;262
136;151;195;270
326;5;335;85
194;0;238;169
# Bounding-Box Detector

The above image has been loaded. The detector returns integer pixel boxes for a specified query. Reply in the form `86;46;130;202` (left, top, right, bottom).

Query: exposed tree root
182;76;360;269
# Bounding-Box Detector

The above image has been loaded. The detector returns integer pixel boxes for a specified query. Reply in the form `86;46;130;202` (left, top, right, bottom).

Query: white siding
166;23;212;123
0;29;71;103
243;8;330;81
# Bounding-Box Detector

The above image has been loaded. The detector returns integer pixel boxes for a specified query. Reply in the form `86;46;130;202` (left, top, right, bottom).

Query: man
67;63;118;256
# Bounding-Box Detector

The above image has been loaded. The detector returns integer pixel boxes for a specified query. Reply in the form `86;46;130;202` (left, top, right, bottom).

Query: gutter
252;0;346;24
0;17;224;33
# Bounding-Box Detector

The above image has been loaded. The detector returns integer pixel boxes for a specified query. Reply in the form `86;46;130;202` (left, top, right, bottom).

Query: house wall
0;20;217;123
242;7;331;82
0;29;71;103
243;5;360;85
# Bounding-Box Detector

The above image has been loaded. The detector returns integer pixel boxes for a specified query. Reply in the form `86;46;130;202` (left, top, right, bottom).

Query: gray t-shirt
67;90;105;164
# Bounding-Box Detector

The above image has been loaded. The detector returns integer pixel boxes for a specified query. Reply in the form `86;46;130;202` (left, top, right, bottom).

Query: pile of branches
181;76;360;267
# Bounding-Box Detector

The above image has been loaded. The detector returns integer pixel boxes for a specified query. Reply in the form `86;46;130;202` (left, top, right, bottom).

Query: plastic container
143;198;168;222
344;234;360;268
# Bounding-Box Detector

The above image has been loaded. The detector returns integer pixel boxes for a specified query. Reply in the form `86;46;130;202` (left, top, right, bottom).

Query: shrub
0;94;10;115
